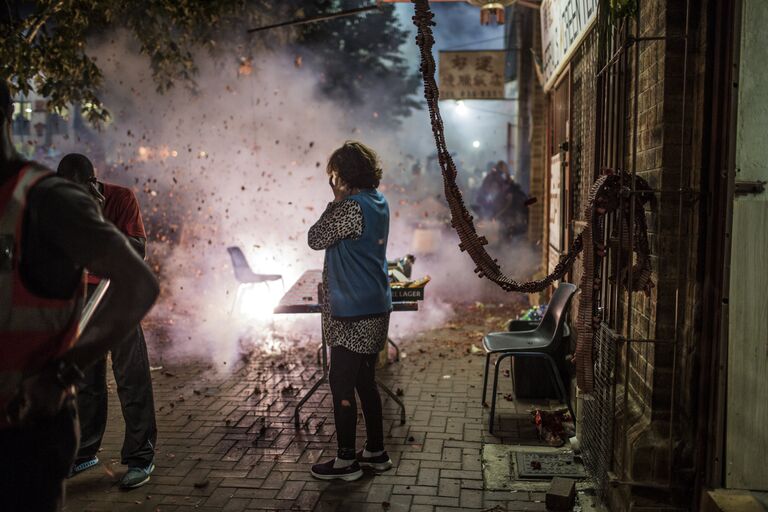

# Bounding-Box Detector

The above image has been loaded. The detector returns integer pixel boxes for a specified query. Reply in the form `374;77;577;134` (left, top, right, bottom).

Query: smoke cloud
56;13;533;370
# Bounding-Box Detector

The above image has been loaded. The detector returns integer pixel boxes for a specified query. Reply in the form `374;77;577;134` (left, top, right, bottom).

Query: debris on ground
532;408;575;447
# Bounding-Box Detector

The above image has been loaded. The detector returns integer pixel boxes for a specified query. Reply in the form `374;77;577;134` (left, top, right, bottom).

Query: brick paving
65;300;583;512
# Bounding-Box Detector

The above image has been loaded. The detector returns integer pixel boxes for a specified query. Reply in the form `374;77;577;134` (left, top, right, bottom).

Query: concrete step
701;489;767;512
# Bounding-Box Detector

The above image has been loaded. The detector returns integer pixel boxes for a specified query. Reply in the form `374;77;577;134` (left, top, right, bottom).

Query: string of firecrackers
410;0;655;393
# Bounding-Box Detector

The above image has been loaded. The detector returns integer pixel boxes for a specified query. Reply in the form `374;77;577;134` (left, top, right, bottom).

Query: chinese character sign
439;50;506;100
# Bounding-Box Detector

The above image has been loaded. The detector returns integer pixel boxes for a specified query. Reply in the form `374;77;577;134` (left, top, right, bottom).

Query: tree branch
25;0;65;44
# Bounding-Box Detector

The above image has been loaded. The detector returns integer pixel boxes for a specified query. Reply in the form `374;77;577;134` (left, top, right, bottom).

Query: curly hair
326;141;383;189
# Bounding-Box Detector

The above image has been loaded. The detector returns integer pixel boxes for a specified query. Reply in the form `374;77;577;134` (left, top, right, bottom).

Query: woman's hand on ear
330;174;350;202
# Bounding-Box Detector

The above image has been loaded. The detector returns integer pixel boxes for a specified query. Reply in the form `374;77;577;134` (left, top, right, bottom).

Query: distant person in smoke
57;153;158;489
472;160;528;240
307;141;393;481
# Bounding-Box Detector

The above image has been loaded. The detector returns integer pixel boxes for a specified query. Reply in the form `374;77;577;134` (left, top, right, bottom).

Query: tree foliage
0;0;283;123
293;0;421;127
0;0;420;126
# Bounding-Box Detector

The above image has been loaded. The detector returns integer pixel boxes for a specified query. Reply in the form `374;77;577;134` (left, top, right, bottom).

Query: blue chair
481;282;579;433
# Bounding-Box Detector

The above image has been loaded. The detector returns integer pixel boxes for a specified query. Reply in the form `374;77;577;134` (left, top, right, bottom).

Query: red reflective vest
0;165;85;428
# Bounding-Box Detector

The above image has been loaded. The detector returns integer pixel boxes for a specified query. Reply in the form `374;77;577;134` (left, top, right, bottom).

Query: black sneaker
356;449;393;471
310;459;363;481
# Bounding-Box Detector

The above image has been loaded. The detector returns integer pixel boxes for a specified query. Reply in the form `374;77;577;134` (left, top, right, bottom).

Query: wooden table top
274;269;418;314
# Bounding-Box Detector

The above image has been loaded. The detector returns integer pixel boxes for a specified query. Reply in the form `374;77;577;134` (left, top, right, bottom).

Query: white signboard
540;0;598;91
548;153;563;252
439;50;506;100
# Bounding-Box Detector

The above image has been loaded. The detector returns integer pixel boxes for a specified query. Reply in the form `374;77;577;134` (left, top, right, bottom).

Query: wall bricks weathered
548;0;710;508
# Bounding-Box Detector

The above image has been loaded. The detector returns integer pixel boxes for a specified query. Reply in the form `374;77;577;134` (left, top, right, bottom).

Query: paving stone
392;484;438;496
65;301;594;512
438;478;461;498
460;488;484;509
366;483;393;503
395;459;420;477
413;495;460;507
416;467;440;486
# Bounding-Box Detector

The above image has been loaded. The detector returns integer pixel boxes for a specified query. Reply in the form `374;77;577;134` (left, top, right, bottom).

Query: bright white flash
235;283;283;322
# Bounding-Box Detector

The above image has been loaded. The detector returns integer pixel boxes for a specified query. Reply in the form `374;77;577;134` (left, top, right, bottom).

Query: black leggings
328;345;384;460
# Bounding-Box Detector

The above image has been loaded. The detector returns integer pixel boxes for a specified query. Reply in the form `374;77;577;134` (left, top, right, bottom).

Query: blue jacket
326;189;392;318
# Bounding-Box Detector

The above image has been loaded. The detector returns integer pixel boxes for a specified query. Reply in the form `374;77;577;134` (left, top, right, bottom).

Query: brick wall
553;0;710;507
527;13;547;251
616;0;708;507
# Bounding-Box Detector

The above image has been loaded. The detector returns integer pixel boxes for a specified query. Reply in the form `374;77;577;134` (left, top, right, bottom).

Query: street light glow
472;140;480;148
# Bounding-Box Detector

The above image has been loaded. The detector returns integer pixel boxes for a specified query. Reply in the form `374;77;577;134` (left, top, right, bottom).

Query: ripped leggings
328;345;385;460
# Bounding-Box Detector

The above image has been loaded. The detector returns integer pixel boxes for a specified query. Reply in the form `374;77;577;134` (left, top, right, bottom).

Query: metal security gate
578;0;694;499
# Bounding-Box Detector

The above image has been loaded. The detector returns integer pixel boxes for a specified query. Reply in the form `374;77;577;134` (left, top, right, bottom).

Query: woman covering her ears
307;141;393;481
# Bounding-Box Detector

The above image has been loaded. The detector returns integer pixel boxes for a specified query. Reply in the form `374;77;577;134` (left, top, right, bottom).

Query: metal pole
78;279;110;335
620;4;641;479
669;0;692;487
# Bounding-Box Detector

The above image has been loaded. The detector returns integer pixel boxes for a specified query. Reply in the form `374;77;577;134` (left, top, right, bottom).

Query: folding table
274;269;414;427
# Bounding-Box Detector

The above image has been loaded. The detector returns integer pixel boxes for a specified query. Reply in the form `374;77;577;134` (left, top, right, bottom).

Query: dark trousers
328;345;385;460
0;397;79;512
76;286;157;466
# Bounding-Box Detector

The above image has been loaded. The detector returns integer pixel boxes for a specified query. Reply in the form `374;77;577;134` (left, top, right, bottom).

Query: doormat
515;451;586;479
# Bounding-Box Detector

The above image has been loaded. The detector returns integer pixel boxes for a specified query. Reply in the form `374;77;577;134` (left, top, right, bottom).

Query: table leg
387;337;400;362
293;374;327;428
375;378;406;425
294;332;329;428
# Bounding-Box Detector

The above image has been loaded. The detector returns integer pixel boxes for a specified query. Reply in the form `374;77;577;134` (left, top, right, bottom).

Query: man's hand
7;370;69;425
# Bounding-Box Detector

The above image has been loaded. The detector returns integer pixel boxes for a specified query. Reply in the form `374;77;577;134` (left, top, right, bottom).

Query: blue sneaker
119;462;155;489
69;456;99;478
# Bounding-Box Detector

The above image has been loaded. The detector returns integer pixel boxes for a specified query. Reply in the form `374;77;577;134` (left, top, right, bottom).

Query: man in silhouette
58;153;158;489
0;82;159;511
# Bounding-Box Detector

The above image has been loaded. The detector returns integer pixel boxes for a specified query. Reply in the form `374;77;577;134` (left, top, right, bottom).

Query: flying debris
238;57;253;76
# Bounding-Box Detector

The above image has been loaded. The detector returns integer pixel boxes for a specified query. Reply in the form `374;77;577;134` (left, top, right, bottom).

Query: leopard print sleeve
308;199;364;250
